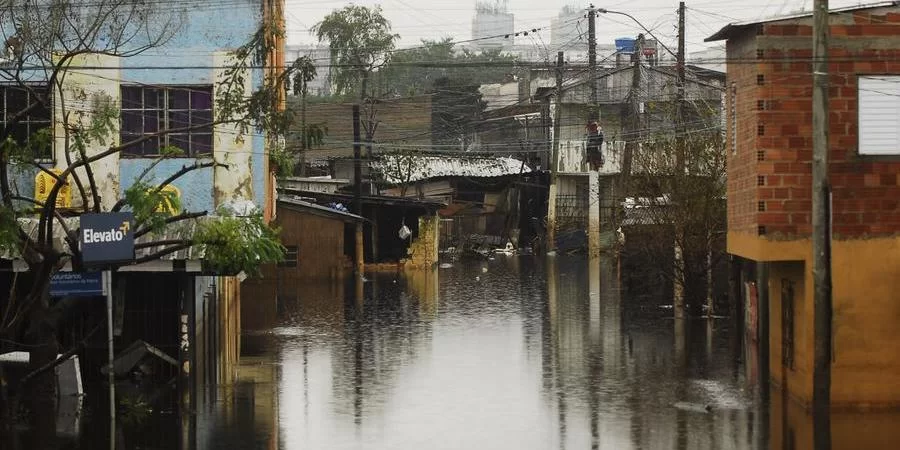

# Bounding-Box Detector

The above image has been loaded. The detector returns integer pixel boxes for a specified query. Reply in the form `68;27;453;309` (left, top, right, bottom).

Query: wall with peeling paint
9;3;270;214
404;214;440;270
117;4;268;213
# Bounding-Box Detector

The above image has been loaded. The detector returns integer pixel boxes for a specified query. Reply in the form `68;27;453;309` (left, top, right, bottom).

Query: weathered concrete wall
404;213;439;269
54;54;122;210
588;171;601;257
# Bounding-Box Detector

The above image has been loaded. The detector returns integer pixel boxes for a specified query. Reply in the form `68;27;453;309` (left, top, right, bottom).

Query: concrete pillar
674;237;685;319
588;171;601;258
547;183;558;252
355;223;364;274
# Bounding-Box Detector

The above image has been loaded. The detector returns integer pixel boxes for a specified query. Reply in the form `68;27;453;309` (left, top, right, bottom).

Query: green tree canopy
313;5;399;99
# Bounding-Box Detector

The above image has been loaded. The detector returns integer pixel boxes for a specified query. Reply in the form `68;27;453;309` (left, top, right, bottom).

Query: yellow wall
404;214;439;269
770;390;900;450
759;235;900;408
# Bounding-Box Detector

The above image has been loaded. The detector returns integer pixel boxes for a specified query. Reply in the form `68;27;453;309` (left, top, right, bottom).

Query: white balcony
557;140;624;176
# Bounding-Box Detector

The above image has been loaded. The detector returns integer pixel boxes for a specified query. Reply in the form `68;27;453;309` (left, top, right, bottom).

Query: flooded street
69;255;900;450
221;256;762;450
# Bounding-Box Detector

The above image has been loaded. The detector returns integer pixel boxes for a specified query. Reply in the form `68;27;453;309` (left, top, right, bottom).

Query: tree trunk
22;282;60;450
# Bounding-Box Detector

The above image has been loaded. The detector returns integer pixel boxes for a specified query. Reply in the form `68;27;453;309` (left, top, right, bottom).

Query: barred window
0;85;52;160
120;85;213;157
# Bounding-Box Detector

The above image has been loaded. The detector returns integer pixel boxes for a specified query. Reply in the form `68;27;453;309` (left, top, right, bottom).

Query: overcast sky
285;0;876;54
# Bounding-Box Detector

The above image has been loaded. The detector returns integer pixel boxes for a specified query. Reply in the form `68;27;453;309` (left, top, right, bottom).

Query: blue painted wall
119;2;268;212
8;2;269;213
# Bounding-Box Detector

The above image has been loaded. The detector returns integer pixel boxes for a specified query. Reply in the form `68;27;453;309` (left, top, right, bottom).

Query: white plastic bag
398;224;411;240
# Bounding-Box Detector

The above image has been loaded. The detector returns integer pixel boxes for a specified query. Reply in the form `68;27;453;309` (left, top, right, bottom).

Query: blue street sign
80;212;135;265
50;272;104;297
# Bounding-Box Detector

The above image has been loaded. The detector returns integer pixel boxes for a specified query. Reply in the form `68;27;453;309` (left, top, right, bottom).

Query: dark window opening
120;85;213;157
0;85;52;161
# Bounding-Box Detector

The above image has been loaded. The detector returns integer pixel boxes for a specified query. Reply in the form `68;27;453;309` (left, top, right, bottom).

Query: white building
472;1;515;50
551;5;587;50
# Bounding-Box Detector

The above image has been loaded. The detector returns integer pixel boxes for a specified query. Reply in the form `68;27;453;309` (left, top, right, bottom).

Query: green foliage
269;144;294;178
123;180;181;232
313;5;399;97
193;211;284;276
376;38;519;97
119;394;153;428
286;55;317;96
215;16;293;138
0;205;20;256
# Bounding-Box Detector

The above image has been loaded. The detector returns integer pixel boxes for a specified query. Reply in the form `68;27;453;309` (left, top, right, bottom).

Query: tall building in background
472;0;514;50
551;4;586;51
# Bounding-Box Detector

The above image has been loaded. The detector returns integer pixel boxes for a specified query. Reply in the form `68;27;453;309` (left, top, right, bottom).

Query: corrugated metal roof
278;196;366;222
371;155;531;184
705;1;899;41
2;215;225;262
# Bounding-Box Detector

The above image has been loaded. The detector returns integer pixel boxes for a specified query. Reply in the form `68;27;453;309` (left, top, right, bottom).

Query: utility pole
812;0;832;448
547;51;564;252
676;1;686;171
674;2;687;319
588;4;598;119
621;35;643;184
353;104;365;273
353;104;362;215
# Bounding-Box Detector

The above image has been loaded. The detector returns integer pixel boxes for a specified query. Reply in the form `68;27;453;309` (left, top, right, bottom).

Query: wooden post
547;51;564;252
355;222;364;275
812;1;832;446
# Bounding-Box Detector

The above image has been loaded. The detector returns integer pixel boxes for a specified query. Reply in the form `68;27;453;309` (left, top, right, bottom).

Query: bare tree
624;126;726;313
0;1;297;439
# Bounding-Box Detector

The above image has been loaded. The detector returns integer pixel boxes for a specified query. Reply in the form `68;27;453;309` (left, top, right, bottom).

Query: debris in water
673;401;712;413
439;263;453;269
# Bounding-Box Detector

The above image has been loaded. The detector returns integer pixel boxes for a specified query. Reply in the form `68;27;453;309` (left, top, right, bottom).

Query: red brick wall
726;33;761;235
727;7;900;239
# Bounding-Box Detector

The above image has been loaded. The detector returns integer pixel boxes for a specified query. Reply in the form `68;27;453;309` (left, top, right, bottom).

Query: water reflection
267;256;759;450
68;255;900;449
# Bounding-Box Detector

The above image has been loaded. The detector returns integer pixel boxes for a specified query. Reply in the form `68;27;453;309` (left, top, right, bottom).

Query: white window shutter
859;75;900;156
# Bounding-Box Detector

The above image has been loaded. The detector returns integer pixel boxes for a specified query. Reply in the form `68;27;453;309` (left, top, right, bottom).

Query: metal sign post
77;212;135;450
104;270;115;450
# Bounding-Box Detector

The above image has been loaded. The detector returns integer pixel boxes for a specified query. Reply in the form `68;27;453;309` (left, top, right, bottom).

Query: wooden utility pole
621;35;643;184
547;51;564;252
353;104;365;273
812;0;832;448
353;104;363;215
588;5;598;119
676;1;686;171
674;2;687;319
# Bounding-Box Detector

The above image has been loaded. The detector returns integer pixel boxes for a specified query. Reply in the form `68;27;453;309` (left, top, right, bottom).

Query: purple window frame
120;85;213;157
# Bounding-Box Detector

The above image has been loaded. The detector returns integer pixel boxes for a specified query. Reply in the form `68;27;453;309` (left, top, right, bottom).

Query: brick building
707;1;900;409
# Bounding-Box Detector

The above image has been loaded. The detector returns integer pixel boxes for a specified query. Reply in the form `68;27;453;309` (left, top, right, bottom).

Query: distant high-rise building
472;0;514;50
551;5;586;50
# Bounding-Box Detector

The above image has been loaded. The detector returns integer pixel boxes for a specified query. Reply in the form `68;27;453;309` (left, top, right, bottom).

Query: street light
596;7;678;60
